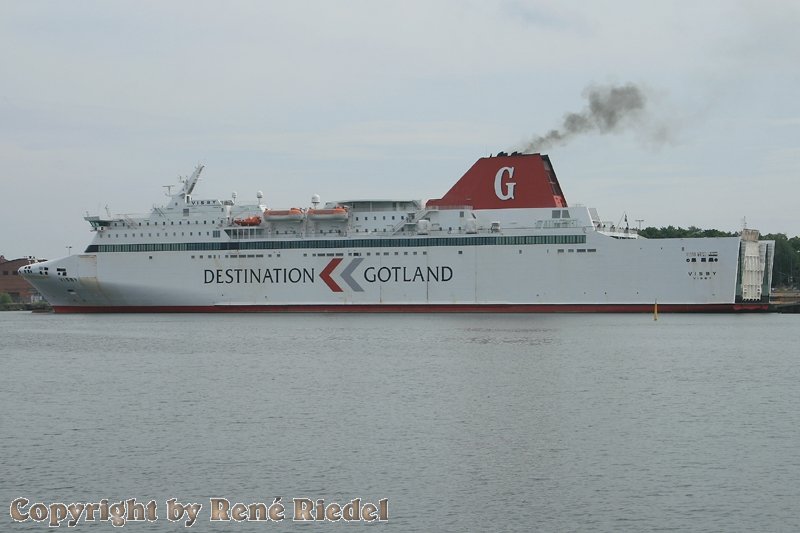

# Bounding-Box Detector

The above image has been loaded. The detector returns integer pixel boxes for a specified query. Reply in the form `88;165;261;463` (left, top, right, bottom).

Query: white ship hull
21;154;774;312
23;233;763;312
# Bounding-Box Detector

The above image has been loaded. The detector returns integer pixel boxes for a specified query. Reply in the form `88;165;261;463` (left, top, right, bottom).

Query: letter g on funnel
494;167;516;200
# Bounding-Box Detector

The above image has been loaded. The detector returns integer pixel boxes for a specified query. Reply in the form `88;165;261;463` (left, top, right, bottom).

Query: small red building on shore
0;255;44;303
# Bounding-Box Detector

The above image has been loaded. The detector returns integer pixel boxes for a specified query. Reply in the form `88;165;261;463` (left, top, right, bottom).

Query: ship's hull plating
25;234;767;313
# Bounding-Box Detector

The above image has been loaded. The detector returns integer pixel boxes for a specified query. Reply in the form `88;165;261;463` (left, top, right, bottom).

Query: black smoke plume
522;83;648;153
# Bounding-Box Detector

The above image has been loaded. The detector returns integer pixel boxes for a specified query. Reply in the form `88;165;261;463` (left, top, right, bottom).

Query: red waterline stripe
51;303;770;314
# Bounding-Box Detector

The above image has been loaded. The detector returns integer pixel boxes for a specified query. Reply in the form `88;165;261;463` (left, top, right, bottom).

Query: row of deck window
88;234;587;253
112;219;220;227
101;230;223;239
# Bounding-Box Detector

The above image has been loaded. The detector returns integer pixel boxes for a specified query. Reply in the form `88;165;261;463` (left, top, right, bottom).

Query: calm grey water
1;311;798;532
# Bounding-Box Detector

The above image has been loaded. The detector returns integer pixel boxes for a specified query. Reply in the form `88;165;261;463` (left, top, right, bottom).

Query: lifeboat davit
233;216;263;226
263;207;305;222
307;207;349;221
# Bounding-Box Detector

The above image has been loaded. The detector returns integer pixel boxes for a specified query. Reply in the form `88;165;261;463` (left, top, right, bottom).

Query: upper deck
81;155;640;254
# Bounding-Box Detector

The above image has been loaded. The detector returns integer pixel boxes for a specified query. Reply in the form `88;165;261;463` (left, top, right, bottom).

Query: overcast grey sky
2;0;798;259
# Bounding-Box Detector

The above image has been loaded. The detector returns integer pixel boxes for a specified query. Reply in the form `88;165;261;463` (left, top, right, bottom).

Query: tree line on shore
640;226;800;288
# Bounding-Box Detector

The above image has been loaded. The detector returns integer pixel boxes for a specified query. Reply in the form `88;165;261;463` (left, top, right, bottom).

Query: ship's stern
734;230;775;308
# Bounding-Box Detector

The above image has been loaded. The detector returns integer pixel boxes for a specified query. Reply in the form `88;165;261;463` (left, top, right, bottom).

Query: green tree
0;292;12;305
763;233;799;288
639;226;736;239
790;236;800;253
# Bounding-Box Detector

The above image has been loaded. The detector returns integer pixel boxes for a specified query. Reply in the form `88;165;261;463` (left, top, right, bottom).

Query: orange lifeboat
307;207;349;221
233;215;263;226
263;207;305;222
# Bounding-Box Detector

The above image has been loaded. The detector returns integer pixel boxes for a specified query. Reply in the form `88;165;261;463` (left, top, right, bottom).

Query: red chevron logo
320;258;343;292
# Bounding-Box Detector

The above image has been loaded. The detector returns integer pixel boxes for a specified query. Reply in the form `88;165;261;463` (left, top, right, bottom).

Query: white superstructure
20;154;775;312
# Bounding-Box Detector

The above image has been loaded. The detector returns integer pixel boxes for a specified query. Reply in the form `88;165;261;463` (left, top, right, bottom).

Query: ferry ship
20;153;774;313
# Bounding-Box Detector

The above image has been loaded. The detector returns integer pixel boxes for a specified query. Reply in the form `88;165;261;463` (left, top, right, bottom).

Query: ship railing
595;223;639;238
388;205;475;234
122;215;139;228
389;210;427;234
